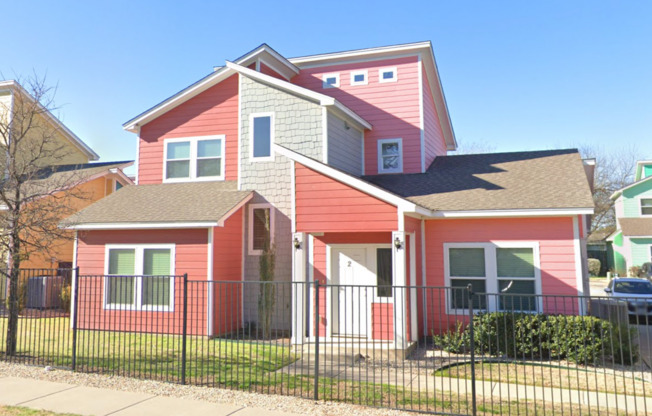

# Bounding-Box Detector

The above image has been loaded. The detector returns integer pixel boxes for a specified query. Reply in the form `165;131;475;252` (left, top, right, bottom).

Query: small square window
641;198;652;216
322;73;340;88
350;70;368;86
377;138;403;174
378;67;397;83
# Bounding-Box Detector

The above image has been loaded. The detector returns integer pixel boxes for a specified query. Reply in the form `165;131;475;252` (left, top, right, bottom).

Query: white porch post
392;231;407;350
291;232;307;345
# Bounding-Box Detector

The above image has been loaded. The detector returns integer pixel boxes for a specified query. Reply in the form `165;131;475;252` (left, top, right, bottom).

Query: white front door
335;248;372;336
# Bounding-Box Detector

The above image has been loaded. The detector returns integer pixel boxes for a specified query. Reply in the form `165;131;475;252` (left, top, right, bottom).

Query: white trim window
164;135;225;182
350;70;368;86
104;244;175;311
250;113;275;161
248;203;275;255
378;67;397;83
377;138;403;174
444;242;541;314
641;198;652;216
322;73;340;88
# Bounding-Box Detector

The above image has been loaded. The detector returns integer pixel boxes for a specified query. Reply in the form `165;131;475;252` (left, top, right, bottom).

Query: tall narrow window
377;138;403;174
641;198;652;216
376;248;393;298
250;114;274;161
249;204;275;255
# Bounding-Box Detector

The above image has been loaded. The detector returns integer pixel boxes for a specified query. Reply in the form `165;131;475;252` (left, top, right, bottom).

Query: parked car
604;277;652;316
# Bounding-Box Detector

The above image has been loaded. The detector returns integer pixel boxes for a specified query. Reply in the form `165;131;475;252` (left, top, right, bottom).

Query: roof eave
425;207;595;219
235;44;300;80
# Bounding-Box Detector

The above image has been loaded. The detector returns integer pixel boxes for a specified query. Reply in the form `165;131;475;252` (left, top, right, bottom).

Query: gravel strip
0;362;414;416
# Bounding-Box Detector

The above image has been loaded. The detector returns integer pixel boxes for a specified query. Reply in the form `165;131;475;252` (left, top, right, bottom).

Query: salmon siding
292;56;426;174
138;75;239;184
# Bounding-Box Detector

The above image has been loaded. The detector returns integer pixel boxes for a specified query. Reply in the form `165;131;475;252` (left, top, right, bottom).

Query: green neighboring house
609;160;652;276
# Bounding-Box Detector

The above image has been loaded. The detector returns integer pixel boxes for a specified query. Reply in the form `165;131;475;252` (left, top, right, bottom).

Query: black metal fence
1;270;651;415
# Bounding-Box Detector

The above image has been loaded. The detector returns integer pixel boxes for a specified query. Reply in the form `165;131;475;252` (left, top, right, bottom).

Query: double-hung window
378;138;403;173
164;135;224;181
445;242;540;313
641;198;652;216
250;113;274;161
105;244;175;311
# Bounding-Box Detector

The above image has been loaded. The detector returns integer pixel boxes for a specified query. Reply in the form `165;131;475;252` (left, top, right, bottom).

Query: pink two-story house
64;42;594;351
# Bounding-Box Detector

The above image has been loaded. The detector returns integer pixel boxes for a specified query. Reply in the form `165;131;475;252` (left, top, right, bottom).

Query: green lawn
0;317;296;387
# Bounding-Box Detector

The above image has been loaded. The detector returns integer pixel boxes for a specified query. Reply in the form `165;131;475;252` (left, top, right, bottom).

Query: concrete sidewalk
0;376;302;416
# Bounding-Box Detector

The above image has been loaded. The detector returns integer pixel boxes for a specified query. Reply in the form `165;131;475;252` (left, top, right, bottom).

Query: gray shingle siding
239;75;323;330
327;112;363;176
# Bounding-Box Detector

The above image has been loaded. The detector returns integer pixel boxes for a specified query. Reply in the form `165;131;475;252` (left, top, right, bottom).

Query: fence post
467;284;477;416
181;273;188;385
71;267;80;371
314;280;320;401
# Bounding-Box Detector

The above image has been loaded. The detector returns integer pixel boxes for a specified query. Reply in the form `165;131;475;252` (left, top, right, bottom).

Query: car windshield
614;281;652;294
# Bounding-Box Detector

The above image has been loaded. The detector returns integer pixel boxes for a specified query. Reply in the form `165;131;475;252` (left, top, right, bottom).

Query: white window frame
443;242;542;314
163;135;225;183
248;203;275;255
640;197;652;216
249;112;275;162
350;70;368;86
378;67;398;83
377;138;403;174
322;73;340;88
103;244;176;312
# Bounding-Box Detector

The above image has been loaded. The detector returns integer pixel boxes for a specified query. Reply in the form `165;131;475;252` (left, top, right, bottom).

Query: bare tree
578;144;638;237
0;76;89;355
449;138;497;155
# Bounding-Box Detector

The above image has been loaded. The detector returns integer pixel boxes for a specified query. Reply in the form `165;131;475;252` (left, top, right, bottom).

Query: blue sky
1;1;650;172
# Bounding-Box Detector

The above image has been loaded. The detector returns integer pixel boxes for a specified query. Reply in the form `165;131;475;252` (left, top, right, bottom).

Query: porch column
291;232;307;345
392;231;407;350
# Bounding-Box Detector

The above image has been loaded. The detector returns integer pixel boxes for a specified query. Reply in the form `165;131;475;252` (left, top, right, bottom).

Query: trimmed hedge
434;312;638;366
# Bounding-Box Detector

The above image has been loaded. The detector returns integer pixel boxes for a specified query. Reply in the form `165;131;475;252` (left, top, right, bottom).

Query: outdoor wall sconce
394;237;403;249
293;237;302;250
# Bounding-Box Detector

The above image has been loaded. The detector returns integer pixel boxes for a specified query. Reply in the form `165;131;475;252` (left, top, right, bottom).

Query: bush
434;312;636;366
433;321;470;353
588;259;601;277
629;266;642;277
60;284;71;312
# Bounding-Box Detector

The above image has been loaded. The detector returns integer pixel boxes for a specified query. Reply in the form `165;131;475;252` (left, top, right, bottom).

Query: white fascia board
289;41;432;65
108;166;135;185
226;61;371;130
2;80;99;160
123;67;236;132
274;144;425;214
235;45;300;78
216;193;253;226
610;175;652;200
430;207;594;218
63;222;218;230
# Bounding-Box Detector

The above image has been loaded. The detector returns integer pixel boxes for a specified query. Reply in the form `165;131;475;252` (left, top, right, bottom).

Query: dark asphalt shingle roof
62;181;252;226
364;149;594;212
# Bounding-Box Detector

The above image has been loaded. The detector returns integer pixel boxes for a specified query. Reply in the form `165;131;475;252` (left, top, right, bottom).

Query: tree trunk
5;214;21;356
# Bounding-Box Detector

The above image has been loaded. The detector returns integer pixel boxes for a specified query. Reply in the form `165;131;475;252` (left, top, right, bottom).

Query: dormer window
641;198;652;216
350;70;368;86
322;73;340;88
377;138;403;174
379;67;397;83
164;135;224;182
